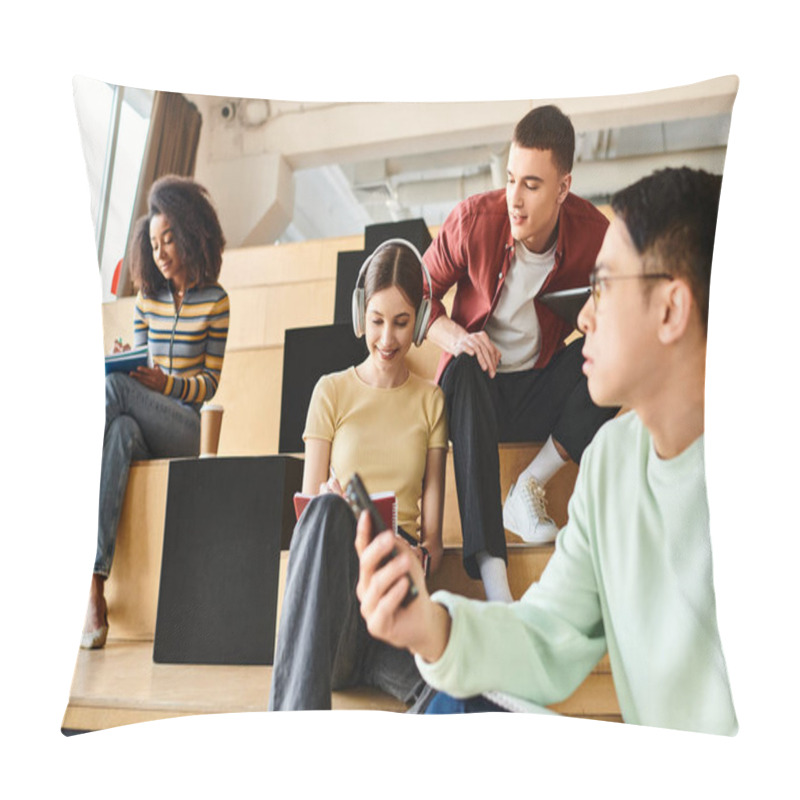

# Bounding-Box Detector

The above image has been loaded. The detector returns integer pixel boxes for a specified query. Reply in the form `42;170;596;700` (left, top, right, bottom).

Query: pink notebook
293;491;397;533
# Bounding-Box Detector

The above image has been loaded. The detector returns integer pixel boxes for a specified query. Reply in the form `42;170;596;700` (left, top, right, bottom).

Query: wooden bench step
62;638;408;733
71;460;612;732
63;635;618;733
103;442;576;640
219;234;362;290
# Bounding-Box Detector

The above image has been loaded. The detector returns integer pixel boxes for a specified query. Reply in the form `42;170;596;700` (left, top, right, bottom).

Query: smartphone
344;473;418;606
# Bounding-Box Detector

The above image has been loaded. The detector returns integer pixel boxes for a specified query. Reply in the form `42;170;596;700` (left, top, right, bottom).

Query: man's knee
445;352;483;380
441;353;488;399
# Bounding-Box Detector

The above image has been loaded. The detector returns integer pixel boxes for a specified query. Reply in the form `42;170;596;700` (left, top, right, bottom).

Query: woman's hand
318;476;343;496
419;536;443;576
111;339;131;354
131;365;167;393
355;511;451;663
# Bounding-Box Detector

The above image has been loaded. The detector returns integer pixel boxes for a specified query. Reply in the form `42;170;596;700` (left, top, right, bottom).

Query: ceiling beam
236;76;738;170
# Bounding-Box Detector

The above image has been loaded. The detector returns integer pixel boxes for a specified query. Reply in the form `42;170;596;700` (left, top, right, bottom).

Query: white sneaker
503;477;559;543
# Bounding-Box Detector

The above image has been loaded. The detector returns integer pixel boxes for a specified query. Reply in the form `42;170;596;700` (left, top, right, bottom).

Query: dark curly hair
611;167;722;334
130;175;226;296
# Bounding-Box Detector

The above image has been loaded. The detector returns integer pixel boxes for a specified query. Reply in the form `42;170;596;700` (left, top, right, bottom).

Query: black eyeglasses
589;267;673;307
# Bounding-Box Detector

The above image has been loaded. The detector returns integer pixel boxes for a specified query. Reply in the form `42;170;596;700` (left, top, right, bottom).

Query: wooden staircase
62;229;621;732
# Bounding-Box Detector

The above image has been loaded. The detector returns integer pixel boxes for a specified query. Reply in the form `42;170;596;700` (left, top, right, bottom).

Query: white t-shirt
484;240;556;372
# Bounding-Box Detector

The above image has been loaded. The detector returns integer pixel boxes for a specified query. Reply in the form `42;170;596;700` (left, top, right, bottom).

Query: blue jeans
424;692;508;714
268;493;427;711
95;373;200;576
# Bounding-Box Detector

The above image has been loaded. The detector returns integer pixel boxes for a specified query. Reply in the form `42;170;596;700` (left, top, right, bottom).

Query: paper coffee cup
200;403;224;457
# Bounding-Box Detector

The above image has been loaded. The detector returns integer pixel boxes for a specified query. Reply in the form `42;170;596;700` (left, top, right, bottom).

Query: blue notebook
104;345;148;375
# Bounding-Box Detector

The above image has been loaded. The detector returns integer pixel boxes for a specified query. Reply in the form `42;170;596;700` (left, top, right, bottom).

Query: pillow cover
63;76;739;736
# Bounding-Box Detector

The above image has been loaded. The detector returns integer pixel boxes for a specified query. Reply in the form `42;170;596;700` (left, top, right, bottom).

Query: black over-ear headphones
351;238;432;347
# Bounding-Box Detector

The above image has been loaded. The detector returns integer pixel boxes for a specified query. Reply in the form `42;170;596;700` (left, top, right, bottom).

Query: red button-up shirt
423;188;609;382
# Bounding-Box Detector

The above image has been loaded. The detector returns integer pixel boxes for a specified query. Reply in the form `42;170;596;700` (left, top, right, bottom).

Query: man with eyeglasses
422;105;617;602
356;167;737;734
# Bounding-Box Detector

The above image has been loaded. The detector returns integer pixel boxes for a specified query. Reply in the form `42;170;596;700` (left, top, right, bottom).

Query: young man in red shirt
423;105;616;600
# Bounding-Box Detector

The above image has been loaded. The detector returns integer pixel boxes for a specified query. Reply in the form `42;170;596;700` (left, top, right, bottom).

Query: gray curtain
117;91;202;297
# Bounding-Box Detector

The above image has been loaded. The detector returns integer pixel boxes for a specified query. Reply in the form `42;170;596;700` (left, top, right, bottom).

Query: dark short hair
130;175;226;296
512;105;575;175
364;242;424;311
611;167;722;333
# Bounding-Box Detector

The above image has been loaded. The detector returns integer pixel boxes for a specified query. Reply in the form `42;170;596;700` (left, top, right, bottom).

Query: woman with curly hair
81;175;230;649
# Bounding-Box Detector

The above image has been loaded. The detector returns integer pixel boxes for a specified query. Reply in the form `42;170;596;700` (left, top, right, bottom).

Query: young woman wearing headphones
268;239;447;711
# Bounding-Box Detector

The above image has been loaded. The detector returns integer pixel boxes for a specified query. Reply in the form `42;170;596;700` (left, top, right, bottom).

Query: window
73;78;154;301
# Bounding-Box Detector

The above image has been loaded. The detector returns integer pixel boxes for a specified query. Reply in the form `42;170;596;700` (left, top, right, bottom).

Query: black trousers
439;338;618;579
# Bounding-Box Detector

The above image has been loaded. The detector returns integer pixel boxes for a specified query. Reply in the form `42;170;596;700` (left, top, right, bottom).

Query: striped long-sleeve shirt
133;284;230;409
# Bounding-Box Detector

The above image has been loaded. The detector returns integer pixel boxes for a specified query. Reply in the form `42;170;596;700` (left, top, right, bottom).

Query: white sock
476;551;513;602
518;435;568;487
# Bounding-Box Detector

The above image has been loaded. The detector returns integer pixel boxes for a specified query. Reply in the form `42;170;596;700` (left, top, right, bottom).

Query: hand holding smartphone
344;473;418;607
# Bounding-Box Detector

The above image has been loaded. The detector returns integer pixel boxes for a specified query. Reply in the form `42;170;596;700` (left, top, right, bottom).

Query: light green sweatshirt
417;411;737;735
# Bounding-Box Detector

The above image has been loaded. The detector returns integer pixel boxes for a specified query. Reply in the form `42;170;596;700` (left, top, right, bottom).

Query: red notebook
293;491;397;533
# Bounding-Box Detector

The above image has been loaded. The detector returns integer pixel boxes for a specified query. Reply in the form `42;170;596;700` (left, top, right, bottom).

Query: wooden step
102;441;576;639
219;233;363;289
65;548;619;733
102;460;169;641
62;637;619;733
61;638;408;733
72;472;617;732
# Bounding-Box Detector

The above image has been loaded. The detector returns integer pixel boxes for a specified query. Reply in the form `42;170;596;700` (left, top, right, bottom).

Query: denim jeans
424;692;507;714
424;691;557;715
439;341;618;579
94;372;200;576
268;493;427;711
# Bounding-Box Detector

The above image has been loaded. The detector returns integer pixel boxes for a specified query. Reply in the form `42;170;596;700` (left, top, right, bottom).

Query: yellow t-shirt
303;367;448;536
